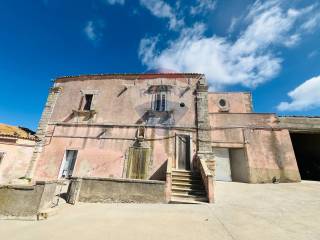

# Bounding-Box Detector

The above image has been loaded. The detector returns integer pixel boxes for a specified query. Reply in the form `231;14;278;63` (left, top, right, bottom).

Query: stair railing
197;158;214;203
165;157;173;203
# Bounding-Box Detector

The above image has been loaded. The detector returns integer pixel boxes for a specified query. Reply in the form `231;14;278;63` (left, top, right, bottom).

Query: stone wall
0;181;58;219
69;177;165;203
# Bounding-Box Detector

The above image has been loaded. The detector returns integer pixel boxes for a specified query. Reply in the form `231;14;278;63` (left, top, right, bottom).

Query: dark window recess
155;93;161;111
180;102;185;107
161;94;166;110
154;93;166;111
0;152;4;164
83;94;93;111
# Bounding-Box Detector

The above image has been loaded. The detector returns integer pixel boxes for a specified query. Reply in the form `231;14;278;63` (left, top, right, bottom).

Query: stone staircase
170;170;208;204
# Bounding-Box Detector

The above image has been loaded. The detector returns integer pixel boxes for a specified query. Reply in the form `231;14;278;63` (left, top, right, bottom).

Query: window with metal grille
153;93;166;111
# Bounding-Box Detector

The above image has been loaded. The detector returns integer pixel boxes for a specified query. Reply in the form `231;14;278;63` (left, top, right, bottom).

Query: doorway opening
176;135;191;170
290;132;320;181
213;147;249;182
59;150;78;179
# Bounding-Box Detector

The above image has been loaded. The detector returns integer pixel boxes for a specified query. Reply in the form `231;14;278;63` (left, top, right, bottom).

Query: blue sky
0;0;320;130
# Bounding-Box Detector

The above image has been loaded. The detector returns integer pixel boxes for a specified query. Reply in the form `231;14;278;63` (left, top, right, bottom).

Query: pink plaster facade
33;74;200;181
208;92;300;183
208;92;252;113
30;73;300;183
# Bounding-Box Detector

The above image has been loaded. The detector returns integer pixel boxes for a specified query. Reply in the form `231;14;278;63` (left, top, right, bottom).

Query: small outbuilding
0;124;37;183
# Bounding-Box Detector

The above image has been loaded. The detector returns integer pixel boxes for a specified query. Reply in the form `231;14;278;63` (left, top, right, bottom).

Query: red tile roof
0;124;37;140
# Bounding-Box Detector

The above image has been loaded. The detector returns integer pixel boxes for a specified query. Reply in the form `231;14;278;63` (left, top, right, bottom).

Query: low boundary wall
68;177;166;204
0;181;58;220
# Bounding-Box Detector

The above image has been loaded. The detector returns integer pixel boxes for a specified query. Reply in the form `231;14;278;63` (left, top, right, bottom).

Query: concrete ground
0;181;319;240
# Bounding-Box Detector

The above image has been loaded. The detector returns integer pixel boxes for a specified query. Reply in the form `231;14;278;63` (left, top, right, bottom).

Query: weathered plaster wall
207;93;300;183
208;92;252;113
245;129;300;183
279;116;320;132
34;76;199;181
210;113;278;127
51;77;198;126
76;177;165;203
209;113;277;146
34;125;197;180
0;138;35;183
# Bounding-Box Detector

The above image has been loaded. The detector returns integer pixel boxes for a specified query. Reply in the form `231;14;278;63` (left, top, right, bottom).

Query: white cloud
84;21;104;42
277;75;320;111
84;21;96;41
308;50;319;59
138;0;320;90
138;36;159;64
103;0;125;5
190;0;216;15
139;0;184;30
228;17;239;33
301;13;320;32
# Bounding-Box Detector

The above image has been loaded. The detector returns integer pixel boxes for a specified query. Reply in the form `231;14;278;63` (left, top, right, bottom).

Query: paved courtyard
0;181;319;240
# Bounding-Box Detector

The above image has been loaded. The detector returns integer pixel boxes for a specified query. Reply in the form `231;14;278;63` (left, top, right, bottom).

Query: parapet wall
0;181;58;220
279;116;320;132
68;177;166;203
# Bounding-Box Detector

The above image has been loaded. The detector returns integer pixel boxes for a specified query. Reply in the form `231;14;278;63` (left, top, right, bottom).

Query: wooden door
177;135;190;170
127;147;149;179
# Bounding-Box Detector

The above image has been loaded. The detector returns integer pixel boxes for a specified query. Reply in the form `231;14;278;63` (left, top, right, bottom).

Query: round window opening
219;99;227;107
180;102;185;107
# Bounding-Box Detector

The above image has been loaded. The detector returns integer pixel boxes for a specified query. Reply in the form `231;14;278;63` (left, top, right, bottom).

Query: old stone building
14;72;320;204
0;124;36;183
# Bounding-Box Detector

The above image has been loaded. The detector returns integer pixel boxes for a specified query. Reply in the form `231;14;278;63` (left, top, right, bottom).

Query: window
219;99;226;107
218;98;229;112
83;94;93;111
153;93;166;111
59;150;78;178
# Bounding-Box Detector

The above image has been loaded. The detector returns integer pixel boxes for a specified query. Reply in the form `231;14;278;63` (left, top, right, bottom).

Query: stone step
172;191;206;197
172;170;201;177
172;182;204;188
172;174;201;180
172;169;191;172
170;196;208;204
172;178;202;184
172;191;206;198
172;170;192;175
172;186;205;193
